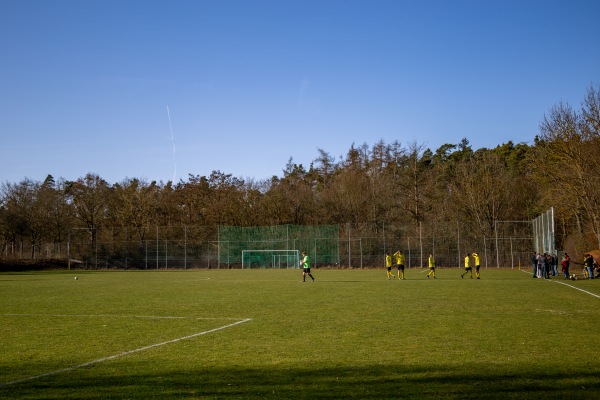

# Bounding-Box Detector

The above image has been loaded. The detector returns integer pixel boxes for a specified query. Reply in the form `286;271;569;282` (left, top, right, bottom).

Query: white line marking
519;269;600;299
0;318;251;387
550;280;600;299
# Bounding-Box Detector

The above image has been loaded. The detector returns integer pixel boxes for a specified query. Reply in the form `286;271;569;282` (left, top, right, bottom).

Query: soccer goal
241;250;300;269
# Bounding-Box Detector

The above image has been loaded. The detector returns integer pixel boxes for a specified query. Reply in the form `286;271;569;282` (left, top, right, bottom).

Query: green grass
1;268;600;399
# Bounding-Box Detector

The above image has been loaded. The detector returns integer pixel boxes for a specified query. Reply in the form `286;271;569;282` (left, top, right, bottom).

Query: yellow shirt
473;253;480;266
428;256;435;268
394;251;405;265
386;254;392;268
464;256;470;268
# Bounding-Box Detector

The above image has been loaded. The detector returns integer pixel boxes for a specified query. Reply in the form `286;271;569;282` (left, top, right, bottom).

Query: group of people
461;252;481;279
304;249;600;282
305;248;599;281
530;251;597;280
384;251;481;280
532;251;600;280
531;252;565;279
385;250;407;279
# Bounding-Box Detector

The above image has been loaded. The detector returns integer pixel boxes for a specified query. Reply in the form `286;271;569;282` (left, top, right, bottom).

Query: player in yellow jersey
385;252;395;279
427;254;436;278
472;252;481;279
461;253;472;278
394;249;406;279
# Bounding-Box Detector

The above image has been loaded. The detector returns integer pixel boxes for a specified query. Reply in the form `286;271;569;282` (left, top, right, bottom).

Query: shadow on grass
2;363;599;399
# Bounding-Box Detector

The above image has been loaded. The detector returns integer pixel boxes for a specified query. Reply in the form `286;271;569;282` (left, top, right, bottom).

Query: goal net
242;249;300;269
218;224;339;268
533;207;555;255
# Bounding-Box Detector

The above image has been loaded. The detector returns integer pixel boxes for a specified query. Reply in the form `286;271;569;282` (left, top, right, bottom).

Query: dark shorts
386;267;392;271
475;265;480;271
397;265;405;271
464;267;472;271
303;268;311;273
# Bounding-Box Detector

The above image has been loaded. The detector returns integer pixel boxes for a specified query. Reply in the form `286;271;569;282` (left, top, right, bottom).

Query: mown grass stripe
2;313;246;320
0;317;252;387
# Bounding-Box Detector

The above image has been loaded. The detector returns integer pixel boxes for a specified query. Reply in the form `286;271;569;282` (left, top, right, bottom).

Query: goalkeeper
301;251;315;282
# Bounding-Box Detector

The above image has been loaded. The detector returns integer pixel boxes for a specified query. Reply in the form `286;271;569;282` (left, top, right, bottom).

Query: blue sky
1;0;599;185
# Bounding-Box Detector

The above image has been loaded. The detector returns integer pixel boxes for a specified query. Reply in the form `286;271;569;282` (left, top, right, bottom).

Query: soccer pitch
1;268;600;399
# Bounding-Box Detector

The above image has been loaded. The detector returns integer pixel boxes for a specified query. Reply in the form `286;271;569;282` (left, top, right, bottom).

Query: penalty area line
0;318;252;388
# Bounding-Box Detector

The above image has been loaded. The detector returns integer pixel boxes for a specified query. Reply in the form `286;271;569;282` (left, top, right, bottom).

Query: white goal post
241;249;300;269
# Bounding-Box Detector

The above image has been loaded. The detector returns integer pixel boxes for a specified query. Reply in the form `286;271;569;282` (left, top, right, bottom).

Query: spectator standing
585;253;595;280
544;254;551;279
537;253;544;278
552;254;559;276
561;253;570;279
582;255;589;278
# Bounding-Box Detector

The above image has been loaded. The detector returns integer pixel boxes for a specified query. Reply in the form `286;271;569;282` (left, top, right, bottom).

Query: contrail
167;106;177;182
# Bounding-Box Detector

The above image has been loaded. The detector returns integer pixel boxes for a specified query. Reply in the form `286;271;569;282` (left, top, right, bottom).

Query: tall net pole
533;208;555;255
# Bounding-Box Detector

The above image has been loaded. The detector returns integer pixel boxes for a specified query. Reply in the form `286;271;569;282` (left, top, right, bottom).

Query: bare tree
534;84;600;248
65;173;111;248
450;152;516;236
395;142;434;236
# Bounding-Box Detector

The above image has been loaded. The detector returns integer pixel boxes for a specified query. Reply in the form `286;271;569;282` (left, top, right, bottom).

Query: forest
1;85;599;268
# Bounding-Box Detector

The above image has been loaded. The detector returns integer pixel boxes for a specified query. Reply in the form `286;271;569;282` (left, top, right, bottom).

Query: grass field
1;267;600;399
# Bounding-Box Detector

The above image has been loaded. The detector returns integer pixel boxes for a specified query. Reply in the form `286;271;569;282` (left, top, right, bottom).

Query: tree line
1;85;599;262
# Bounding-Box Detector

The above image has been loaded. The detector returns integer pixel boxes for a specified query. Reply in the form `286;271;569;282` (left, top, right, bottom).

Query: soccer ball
74;276;79;280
